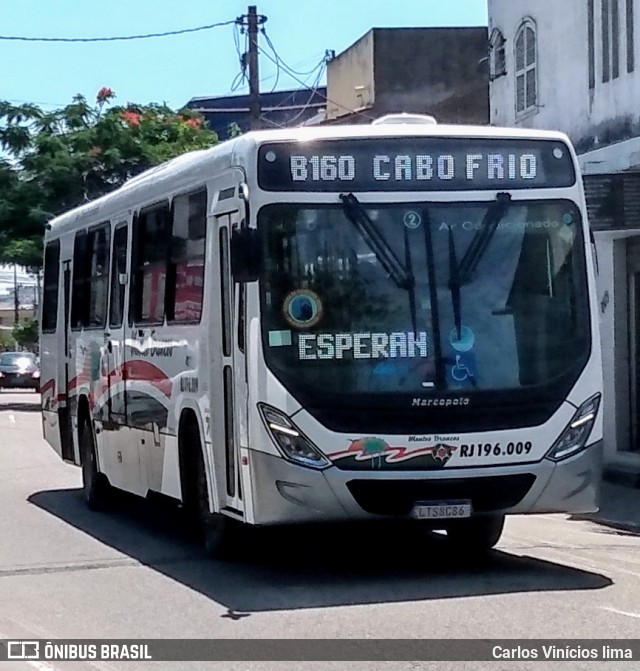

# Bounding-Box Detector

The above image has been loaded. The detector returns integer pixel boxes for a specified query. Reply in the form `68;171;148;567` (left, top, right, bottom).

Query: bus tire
446;514;505;554
79;415;111;511
187;424;238;560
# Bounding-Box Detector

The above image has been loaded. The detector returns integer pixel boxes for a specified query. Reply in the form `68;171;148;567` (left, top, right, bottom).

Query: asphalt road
1;391;640;671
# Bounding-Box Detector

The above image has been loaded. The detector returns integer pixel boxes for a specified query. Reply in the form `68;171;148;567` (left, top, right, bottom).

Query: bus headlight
258;404;331;470
545;394;601;462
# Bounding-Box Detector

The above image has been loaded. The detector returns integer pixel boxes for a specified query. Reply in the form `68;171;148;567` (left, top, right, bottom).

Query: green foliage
0;89;218;269
13;317;39;347
227;122;243;139
0;329;13;348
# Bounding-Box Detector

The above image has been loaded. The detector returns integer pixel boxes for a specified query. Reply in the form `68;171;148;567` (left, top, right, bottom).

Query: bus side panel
40;326;62;457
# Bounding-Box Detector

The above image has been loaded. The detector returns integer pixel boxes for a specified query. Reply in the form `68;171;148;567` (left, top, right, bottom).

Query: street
1;392;640;671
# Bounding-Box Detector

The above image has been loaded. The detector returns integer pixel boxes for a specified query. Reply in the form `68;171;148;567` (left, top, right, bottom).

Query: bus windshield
258;199;590;423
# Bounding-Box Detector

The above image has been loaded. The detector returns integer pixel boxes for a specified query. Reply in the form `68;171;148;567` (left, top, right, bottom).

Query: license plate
410;500;472;520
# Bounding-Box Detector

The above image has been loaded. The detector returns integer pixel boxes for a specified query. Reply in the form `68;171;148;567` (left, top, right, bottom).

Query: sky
0;0;488;112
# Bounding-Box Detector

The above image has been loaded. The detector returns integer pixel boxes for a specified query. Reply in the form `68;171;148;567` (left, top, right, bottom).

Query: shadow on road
0;402;41;413
0;390;41;413
29;487;613;614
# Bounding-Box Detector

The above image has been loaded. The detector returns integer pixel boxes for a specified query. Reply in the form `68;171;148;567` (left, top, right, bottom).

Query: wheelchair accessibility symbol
451;354;472;382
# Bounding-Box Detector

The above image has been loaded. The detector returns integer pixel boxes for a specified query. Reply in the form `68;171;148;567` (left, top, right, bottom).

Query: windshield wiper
458;192;512;285
339;193;413;291
448;226;462;341
340;193;418;333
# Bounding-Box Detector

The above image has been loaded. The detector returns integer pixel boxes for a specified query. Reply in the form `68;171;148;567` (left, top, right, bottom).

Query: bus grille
346;474;537;516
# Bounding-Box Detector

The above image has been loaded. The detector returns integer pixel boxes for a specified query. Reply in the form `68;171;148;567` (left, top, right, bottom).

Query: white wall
489;1;640;466
326;31;375;120
489;0;640;151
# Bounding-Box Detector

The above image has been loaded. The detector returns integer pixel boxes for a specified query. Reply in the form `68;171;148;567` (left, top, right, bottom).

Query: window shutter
525;27;536;66
516;73;525;112
515;30;525;70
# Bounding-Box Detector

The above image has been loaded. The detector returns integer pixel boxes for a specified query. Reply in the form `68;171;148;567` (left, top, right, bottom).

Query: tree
0;88;218;269
13;317;38;348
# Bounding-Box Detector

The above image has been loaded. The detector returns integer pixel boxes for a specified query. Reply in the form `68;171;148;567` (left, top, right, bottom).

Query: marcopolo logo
412;397;470;407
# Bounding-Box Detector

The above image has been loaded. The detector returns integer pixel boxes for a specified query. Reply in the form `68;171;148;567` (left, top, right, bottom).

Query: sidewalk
572;479;640;533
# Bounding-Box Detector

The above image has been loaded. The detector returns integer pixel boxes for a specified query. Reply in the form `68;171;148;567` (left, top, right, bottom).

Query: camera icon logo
7;641;40;660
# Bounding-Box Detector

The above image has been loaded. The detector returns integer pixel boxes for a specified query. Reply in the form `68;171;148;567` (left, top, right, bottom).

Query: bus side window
88;225;110;328
167;188;207;323
71;224;110;329
71;231;89;329
42;240;61;333
109;225;128;328
131;203;170;325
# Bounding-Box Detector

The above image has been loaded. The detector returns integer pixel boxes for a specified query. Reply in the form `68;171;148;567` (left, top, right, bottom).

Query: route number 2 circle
403;211;422;229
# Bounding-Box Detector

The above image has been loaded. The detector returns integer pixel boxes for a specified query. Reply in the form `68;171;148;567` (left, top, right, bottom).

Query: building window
628;0;635;72
603;0;623;81
515;19;537;116
489;28;507;80
589;0;596;88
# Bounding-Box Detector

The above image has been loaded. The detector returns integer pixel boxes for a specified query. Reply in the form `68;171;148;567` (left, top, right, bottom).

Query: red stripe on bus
121;360;172;398
40;379;55;395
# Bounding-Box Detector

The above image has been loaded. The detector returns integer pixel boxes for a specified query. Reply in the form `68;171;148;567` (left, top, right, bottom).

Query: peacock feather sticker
330;437;458;470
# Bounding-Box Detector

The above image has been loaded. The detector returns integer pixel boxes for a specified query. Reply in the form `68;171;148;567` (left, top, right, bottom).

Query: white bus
40;115;603;556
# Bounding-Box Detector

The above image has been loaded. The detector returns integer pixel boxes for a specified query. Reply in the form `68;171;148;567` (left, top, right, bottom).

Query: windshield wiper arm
448;226;462;340
403;222;418;334
458;192;512;285
339;193;413;291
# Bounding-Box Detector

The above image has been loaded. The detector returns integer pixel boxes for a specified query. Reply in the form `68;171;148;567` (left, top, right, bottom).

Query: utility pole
237;6;267;130
13;264;19;325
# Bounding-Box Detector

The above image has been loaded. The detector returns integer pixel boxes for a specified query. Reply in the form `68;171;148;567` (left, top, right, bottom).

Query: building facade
324;27;490;125
186;87;328;138
489;0;640;478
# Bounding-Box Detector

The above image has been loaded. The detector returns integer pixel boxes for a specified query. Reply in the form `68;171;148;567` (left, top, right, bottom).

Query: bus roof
45;121;573;237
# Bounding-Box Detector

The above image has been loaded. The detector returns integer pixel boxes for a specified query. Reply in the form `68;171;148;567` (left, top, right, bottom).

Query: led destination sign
257;137;576;191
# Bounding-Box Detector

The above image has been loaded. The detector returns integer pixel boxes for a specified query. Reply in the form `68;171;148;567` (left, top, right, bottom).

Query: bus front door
58;260;75;462
211;209;246;518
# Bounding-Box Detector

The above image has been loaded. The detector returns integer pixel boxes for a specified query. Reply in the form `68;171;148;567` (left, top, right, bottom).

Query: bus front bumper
247;441;603;526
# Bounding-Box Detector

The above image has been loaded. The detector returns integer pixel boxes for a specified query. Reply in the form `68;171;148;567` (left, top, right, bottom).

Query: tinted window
109;225;129;328
167;189;207;323
258;200;589;405
0;352;36;365
88;226;110;327
42;240;60;332
71;232;89;329
131;204;169;324
71;224;110;329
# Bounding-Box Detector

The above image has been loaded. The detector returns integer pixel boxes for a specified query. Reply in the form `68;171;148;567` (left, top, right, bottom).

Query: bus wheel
79;416;111;511
445;515;505;554
192;438;238;560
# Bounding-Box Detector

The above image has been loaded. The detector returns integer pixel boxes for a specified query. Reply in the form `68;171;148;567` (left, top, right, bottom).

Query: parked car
0;352;41;392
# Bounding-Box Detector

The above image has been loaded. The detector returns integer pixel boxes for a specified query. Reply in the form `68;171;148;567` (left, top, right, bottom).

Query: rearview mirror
231;227;261;282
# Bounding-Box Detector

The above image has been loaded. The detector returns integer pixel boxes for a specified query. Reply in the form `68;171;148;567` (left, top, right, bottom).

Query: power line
267;62;326;110
280;63;327;126
257;38;375;120
261;30;328;77
230;22;248;92
0;20;236;43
